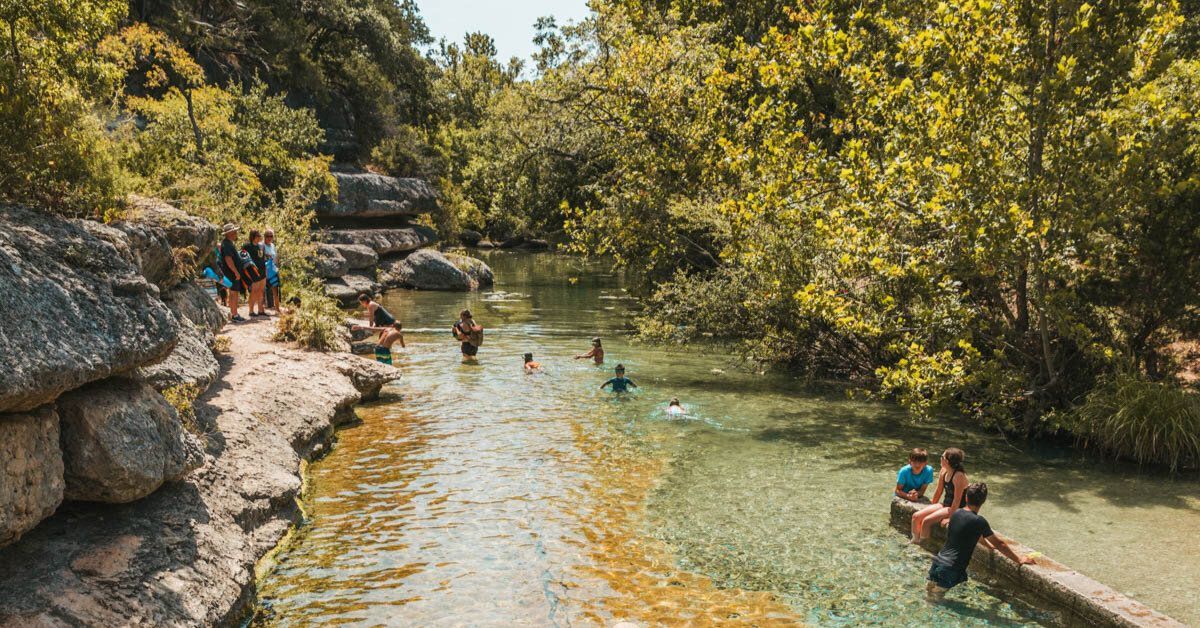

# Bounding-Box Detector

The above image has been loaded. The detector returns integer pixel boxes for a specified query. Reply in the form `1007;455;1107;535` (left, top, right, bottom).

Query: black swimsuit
371;304;396;327
941;470;965;508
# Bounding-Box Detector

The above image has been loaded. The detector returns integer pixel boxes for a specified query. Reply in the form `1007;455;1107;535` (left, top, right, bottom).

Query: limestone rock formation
332;243;379;270
108;220;176;289
56;378;204;504
446;252;495;289
313;243;352;279
458;229;483;246
0;407;64;548
125;195;219;254
380;249;474;291
324;273;383;303
163;281;226;336
324;225;437;256
318;172;438;218
0;205;179;414
134;322;220;393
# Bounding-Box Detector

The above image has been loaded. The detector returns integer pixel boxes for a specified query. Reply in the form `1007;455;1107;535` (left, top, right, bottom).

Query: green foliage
0;0;128;215
161;383;201;434
273;279;350;351
1070;373;1200;471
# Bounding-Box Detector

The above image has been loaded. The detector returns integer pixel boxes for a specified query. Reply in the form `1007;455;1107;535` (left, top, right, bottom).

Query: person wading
452;309;483;362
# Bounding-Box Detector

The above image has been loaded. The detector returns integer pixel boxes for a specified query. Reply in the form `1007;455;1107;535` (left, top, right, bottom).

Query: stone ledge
889;497;1183;628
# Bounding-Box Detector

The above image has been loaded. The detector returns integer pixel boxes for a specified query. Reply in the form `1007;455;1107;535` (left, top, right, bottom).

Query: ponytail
943;447;965;473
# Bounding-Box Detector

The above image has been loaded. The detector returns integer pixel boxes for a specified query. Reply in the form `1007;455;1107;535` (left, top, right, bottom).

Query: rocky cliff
314;167;494;300
0;202;399;626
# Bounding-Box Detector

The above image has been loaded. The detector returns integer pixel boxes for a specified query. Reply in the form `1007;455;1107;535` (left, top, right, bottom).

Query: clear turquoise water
254;251;1200;626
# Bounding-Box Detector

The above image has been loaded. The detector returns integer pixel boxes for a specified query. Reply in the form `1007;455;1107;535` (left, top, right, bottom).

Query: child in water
575;337;605;364
667;398;685;416
601;364;637;392
895;447;934;502
353;321;406;365
911;447;969;544
523;352;542;373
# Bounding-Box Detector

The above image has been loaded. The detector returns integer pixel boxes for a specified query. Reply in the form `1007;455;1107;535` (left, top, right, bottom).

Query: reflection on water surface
254;252;1199;626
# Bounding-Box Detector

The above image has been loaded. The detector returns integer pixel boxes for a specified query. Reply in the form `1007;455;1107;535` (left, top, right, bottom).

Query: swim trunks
374;345;392;365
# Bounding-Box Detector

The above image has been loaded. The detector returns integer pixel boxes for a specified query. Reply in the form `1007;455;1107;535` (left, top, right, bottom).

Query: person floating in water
452;309;483;361
575;337;605;364
358;292;396;328
601;364;637;392
926;482;1034;601
523;352;542;373
666;397;685;415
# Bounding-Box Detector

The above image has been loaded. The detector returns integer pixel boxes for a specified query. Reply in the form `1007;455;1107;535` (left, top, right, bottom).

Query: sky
415;0;593;64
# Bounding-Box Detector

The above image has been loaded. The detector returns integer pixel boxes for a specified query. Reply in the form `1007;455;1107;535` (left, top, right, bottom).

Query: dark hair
965;482;988;507
358;293;371;302
592;337;602;345
460;309;473;318
249;229;261;241
392;322;403;330
524;352;534;362
669;398;681;406
615;363;625;371
909;448;928;463
942;447;965;473
286;296;301;306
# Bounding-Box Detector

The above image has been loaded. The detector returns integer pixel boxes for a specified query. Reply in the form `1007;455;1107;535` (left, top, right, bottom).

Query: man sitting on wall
927;482;1036;600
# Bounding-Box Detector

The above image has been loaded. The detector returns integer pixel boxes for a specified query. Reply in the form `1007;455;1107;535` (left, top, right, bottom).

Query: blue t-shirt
605;377;635;392
897;463;934;492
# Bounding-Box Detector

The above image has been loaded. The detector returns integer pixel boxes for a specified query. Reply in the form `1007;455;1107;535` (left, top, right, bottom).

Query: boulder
162;281;225;336
125;195;218;254
380;249;474;291
317;172;439;218
477;239;497;249
0;407;64;548
134;322;220;393
0;205;179;414
324;225;437;256
313;244;351;279
331;243;379;270
446;252;495;288
56;378;204;504
324;274;382;303
459;229;483;246
109;220;176;289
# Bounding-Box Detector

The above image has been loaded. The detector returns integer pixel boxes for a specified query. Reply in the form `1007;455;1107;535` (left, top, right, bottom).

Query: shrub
212;335;232;353
273;280;348;351
1072;373;1200;471
161;383;201;434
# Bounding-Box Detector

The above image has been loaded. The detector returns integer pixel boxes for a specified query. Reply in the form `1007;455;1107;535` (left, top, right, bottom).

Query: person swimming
667;397;685;415
523;352;542;373
601;364;637;393
575;337;605;365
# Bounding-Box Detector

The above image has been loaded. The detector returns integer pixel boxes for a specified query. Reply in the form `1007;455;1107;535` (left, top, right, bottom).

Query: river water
254;252;1200;626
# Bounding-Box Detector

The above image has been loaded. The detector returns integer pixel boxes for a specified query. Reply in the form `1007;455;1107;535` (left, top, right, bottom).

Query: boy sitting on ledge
927;482;1035;601
895;447;933;502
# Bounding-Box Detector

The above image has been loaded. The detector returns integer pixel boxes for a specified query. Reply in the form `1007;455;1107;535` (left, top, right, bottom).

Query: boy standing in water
452;309;483;361
895;448;934;502
601;364;637;392
926;483;1035;601
351;321;406;365
575;337;605;364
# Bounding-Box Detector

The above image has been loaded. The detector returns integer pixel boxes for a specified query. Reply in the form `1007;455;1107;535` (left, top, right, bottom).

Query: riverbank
0;320;398;626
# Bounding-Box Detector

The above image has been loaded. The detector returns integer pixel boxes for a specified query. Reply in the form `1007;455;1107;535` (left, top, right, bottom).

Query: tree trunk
183;88;206;164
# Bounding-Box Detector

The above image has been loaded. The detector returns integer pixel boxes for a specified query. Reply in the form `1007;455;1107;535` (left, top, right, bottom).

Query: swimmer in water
523;352;542;373
575;337;605;365
667;398;685;415
601;364;636;392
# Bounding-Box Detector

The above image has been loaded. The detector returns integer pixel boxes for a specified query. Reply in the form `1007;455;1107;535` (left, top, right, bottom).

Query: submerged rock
0;205;179;414
380;249;474;291
318;172;439;218
56;378;203;504
324;225;437;256
0;407;64;548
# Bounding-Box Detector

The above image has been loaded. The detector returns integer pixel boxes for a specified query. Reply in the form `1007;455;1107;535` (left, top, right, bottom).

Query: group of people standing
214;223;281;322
